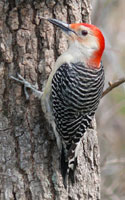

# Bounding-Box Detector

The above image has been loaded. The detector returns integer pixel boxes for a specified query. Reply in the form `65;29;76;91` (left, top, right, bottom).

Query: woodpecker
10;18;105;187
41;19;105;186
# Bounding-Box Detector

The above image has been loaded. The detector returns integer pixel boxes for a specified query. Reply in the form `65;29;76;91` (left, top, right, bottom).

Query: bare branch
106;158;125;165
101;158;125;170
0;127;12;131
102;78;125;98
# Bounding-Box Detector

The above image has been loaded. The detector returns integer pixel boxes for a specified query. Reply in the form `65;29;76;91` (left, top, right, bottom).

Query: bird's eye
81;30;88;36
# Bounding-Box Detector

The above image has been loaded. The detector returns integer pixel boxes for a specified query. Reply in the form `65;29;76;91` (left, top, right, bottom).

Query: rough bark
0;0;100;199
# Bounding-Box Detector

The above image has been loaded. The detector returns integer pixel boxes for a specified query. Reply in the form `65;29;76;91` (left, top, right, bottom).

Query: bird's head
47;18;105;69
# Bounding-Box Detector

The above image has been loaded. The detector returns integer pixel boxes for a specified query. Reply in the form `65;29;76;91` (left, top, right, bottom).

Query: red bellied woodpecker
11;18;105;188
42;19;105;186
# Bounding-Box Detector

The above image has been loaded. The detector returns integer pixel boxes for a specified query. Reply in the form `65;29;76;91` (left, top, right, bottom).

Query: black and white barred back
51;62;104;185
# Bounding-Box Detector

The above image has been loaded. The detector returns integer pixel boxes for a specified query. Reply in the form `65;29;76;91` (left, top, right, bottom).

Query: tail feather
68;157;78;184
61;143;79;187
61;145;68;188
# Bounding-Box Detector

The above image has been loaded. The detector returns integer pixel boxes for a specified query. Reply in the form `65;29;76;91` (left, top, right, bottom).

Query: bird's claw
10;73;25;84
10;74;32;100
10;74;43;100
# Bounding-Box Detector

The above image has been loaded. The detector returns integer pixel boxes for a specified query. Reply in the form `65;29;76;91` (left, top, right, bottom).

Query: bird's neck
87;50;102;69
64;44;101;69
55;44;102;70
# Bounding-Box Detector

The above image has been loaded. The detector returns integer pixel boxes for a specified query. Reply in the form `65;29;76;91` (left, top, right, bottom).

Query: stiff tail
61;145;68;188
68;157;78;184
61;143;78;188
67;143;78;184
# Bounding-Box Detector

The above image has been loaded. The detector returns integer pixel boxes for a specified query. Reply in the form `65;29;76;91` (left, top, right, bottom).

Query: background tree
0;1;101;199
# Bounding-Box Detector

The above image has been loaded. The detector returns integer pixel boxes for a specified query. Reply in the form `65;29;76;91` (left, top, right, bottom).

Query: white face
69;25;99;52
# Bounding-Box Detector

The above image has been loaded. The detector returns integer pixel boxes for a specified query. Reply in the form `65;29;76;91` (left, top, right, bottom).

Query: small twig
106;158;125;165
0;127;12;131
101;158;125;170
102;78;125;98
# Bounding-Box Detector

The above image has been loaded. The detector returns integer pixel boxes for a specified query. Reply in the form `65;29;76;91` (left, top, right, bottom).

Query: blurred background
92;0;125;199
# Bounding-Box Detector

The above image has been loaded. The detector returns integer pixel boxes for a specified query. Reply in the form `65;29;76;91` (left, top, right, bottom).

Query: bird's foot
10;73;43;100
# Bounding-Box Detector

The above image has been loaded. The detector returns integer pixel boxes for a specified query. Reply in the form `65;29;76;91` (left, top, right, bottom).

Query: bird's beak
47;18;77;35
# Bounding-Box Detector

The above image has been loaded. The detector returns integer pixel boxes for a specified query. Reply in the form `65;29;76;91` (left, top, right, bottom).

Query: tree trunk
0;0;100;199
